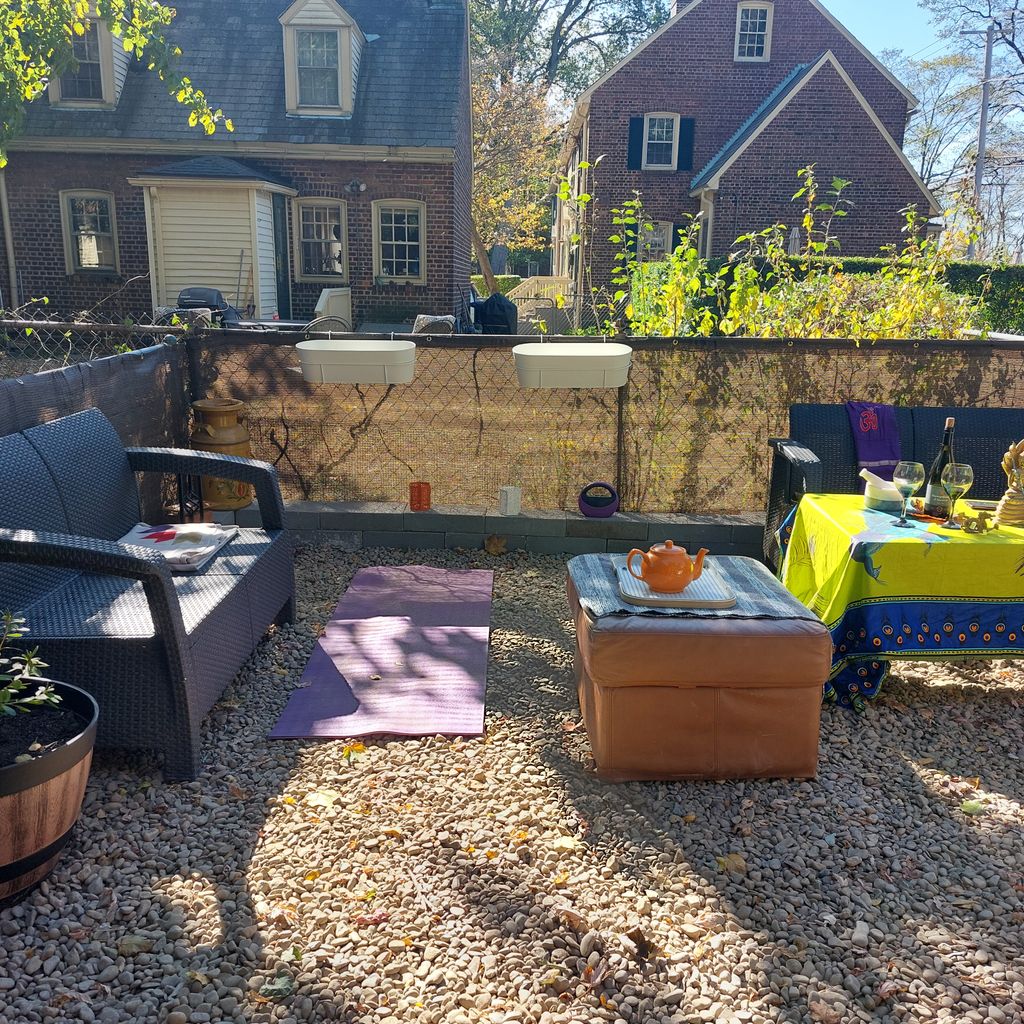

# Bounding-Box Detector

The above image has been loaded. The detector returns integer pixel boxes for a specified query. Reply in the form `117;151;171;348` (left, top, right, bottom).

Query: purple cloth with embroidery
846;401;902;482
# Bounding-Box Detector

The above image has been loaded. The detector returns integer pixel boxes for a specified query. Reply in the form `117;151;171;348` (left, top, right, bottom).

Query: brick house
0;0;472;327
552;0;939;291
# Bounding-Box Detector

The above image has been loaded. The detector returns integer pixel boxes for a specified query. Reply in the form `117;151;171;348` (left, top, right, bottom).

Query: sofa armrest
0;526;191;676
125;447;285;531
769;438;823;496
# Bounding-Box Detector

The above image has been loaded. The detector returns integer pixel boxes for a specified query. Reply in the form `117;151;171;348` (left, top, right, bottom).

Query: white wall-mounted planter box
512;342;632;388
296;338;417;384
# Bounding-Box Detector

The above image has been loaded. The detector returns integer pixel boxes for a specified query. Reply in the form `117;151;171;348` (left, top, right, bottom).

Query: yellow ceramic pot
190;398;253;510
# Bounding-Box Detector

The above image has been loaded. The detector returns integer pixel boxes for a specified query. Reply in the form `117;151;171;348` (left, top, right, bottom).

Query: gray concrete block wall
215;501;767;561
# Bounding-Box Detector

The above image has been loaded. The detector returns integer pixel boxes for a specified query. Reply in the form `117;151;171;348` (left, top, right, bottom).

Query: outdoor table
780;493;1024;711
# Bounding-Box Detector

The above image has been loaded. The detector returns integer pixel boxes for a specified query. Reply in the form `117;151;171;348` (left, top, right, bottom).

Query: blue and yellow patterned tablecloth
780;494;1024;710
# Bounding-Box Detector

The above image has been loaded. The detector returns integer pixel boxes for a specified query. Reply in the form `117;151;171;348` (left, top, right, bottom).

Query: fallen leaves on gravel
484;534;507;555
808;1001;841;1023
305;788;342;809
961;799;988;816
116;935;153;956
265;903;299;928
551;905;587;930
258;974;295;1000
876;979;907;1001
716;852;748;875
353;910;390;926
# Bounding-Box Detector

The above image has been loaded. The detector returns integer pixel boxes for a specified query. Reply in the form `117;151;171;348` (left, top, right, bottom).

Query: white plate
613;556;737;609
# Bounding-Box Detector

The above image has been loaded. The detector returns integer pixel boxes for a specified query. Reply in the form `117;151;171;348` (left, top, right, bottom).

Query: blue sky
820;0;945;61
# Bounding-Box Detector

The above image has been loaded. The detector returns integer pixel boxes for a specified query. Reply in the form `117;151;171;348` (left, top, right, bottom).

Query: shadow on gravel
525;653;1024;1024
0;622;306;1023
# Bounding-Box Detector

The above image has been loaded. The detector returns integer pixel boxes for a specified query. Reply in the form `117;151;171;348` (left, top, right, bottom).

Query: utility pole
963;22;996;260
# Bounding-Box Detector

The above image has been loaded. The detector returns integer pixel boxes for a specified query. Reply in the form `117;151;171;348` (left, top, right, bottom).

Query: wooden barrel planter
0;682;98;904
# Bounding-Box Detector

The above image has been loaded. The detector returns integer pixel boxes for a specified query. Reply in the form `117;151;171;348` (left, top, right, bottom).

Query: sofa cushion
21;570;245;640
790;404;916;495
0;432;80;612
23;409;140;541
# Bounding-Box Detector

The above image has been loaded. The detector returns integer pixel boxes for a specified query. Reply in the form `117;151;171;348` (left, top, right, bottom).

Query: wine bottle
922;416;956;517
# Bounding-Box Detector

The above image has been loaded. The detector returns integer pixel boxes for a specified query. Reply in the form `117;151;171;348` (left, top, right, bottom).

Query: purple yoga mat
269;565;493;739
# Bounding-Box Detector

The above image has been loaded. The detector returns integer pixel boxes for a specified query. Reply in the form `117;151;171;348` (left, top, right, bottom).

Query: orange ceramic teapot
626;540;709;594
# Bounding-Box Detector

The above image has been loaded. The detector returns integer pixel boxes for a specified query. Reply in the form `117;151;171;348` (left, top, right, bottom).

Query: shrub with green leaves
558;163;984;340
0;612;58;716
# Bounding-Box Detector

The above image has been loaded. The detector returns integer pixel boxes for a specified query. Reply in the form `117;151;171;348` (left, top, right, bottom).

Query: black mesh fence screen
4;315;1022;515
0;316;191;517
190;332;1024;514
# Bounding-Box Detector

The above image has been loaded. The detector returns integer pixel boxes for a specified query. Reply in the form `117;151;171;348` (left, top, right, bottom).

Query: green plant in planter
0;612;57;716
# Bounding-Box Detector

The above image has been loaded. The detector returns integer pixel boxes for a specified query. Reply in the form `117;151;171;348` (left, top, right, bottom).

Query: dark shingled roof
139;156;294;186
691;59;818;191
22;0;468;149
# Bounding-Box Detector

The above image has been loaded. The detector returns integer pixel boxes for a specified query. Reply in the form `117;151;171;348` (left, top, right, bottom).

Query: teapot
626;540;709;594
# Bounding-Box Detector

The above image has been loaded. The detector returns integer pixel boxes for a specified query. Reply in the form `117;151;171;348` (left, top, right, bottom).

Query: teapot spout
692;548;710;580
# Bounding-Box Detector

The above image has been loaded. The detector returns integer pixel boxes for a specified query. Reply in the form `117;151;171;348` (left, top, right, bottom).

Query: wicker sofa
0;408;294;779
765;404;1024;569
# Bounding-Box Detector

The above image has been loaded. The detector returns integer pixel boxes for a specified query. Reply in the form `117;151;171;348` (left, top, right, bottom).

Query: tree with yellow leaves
472;71;559;259
0;0;228;166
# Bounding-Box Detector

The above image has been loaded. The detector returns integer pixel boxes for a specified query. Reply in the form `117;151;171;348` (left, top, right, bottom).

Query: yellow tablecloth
780;494;1024;709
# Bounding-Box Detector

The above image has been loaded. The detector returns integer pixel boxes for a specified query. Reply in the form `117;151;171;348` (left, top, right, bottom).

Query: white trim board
558;0;917;169
9;138;455;164
689;51;939;216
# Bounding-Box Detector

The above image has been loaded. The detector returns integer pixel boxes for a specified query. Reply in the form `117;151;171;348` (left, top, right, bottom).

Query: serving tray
612;555;738;609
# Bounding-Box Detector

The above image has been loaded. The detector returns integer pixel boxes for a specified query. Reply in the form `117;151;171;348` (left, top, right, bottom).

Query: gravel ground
1;545;1022;1024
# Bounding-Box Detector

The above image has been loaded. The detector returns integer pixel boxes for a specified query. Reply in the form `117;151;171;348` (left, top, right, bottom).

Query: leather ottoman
567;555;833;782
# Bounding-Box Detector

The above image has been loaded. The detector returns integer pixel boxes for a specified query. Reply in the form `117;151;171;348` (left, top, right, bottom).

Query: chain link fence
3;314;1022;514
0;309;183;379
189;331;1024;514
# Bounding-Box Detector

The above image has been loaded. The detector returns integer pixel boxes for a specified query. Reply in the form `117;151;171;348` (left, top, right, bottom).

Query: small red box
410;481;431;511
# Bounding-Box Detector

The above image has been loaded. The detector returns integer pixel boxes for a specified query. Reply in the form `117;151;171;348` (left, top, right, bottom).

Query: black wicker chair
764;404;1024;570
0;408;294;779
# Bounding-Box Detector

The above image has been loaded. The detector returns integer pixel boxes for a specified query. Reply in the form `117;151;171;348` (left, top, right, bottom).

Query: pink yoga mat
269;565;493;739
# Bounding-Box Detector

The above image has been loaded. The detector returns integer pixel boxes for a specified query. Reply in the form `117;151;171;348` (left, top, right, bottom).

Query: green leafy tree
1;0;230;167
470;0;669;94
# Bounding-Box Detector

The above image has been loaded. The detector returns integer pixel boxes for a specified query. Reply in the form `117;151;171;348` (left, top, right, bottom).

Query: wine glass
892;461;926;527
940;463;974;529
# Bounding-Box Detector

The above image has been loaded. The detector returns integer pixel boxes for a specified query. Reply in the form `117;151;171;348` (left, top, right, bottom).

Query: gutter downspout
0;170;18;309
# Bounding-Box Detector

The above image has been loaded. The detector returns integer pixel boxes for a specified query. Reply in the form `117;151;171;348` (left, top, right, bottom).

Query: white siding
152;187;254;308
254;191;278;319
351;30;361;100
288;0;352;26
111;37;131;99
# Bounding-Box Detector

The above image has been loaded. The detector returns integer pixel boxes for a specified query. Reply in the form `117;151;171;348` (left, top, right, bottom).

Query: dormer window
280;0;364;117
297;30;340;107
735;2;773;62
48;17;122;107
62;24;104;99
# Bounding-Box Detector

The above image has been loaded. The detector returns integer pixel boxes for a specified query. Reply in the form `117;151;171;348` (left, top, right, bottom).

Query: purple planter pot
579;482;620;518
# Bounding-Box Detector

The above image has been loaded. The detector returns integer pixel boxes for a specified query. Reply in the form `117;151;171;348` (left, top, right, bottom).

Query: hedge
695;257;1024;335
470;274;522;297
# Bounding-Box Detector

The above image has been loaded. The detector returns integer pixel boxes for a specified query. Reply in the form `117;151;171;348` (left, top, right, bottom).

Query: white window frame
294;27;343;110
372;200;427;285
734;2;774;63
47;19;116;107
641;113;680;171
293;198;349;283
638;221;675;263
59;190;120;275
280;0;363;118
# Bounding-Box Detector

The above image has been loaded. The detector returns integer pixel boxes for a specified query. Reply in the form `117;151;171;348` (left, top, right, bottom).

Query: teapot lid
651;539;688;558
